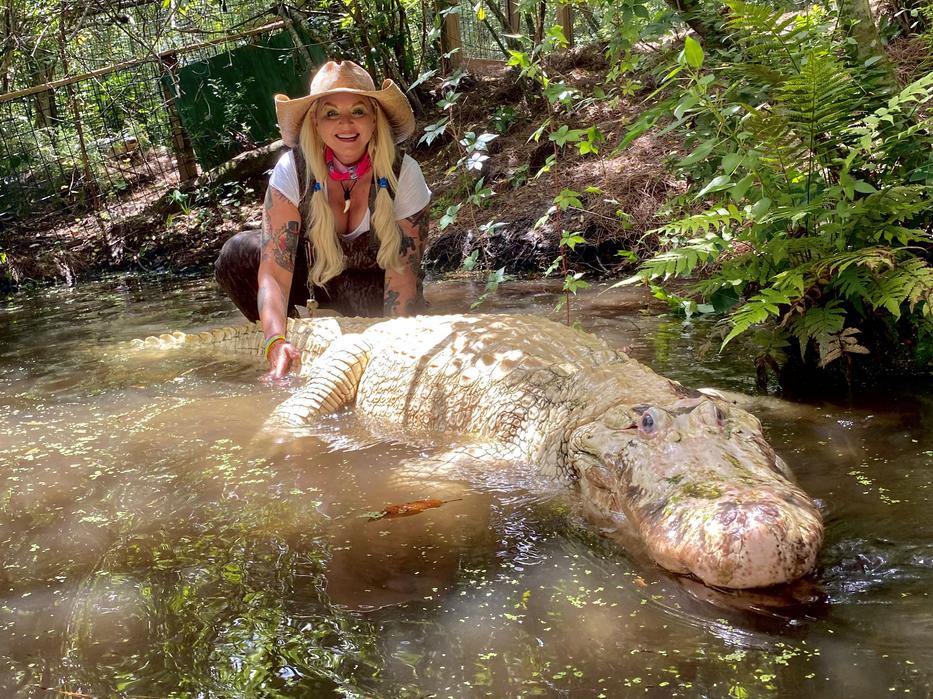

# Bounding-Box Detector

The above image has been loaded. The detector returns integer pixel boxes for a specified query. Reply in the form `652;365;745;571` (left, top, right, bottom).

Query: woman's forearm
258;186;302;338
257;274;289;338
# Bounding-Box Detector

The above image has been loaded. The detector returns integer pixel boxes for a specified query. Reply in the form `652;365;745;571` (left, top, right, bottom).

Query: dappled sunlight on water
0;275;930;697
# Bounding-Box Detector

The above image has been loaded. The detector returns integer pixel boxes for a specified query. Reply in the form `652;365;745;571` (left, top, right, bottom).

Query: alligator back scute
350;315;621;463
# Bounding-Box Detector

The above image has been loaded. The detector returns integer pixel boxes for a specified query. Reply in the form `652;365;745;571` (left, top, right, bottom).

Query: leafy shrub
624;1;933;380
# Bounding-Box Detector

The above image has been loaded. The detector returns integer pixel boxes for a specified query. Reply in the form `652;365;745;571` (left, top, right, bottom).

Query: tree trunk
837;0;900;94
32;64;59;129
276;3;315;77
663;0;729;47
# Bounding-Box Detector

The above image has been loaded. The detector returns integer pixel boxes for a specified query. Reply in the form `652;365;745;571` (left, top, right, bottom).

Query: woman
214;60;431;378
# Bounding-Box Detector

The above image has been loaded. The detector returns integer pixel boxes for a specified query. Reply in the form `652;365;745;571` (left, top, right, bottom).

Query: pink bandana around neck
325;147;372;182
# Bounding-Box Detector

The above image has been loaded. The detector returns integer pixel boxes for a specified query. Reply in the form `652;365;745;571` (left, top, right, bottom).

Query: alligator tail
129;322;264;355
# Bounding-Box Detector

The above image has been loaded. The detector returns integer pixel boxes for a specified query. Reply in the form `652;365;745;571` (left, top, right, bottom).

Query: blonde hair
298;98;403;287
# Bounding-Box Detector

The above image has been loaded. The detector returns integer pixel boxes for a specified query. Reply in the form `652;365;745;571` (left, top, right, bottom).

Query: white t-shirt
268;151;432;241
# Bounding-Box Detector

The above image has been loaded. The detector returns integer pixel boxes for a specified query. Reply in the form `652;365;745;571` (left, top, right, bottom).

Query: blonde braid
369;103;403;272
299;109;344;286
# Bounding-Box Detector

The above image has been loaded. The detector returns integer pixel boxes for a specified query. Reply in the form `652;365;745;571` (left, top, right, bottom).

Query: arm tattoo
261;188;300;272
404;207;429;245
384;288;400;316
272;221;300;271
398;233;416;257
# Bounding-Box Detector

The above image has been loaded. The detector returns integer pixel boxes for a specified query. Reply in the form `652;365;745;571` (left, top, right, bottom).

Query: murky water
1;275;930;698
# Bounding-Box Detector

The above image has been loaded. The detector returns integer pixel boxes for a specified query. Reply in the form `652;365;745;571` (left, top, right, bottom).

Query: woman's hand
264;340;301;380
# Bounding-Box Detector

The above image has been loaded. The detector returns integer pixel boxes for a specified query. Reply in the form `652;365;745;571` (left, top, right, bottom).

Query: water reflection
0;275;930;697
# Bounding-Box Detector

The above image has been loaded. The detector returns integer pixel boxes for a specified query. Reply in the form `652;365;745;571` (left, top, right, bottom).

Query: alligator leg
265;334;372;430
390;441;527;499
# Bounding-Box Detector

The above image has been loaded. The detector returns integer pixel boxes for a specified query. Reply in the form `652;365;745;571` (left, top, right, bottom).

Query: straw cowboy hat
274;60;416;148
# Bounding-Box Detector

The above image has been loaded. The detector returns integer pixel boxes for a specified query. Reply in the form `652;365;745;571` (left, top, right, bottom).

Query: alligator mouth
645;492;824;589
574;451;627;517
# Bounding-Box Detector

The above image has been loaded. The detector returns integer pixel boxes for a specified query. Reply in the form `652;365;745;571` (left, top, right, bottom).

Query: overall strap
293;147;312;222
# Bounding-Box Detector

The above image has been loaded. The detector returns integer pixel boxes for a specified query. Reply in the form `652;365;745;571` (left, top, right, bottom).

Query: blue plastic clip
377;177;389;189
312;181;322;192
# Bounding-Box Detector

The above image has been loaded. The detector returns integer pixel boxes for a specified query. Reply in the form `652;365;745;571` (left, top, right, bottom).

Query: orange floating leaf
368;498;461;521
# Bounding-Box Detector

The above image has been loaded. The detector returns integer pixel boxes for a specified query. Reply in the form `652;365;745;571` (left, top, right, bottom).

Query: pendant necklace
340;179;357;213
324;147;373;214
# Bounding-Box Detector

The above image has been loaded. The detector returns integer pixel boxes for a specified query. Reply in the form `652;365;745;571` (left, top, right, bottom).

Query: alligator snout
646;491;824;589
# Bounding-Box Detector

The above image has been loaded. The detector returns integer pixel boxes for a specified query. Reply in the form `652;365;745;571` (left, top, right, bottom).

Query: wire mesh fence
1;59;177;225
457;0;508;61
0;0;601;244
449;0;598;68
572;6;603;46
0;23;310;238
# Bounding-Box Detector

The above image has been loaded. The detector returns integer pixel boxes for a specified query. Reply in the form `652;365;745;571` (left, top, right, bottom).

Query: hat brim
274;79;415;148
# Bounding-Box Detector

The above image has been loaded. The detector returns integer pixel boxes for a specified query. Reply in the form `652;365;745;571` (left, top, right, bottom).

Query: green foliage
471;267;510;309
626;1;933;374
490;105;519;134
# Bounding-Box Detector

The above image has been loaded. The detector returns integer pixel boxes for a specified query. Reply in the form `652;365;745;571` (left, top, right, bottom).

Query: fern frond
653;206;746;238
817;327;870;368
762;236;832;268
637;237;727;281
831;265;876;305
777;52;862;164
723;1;823;70
787;302;846;344
717;249;779;287
872;257;933;317
757;200;836;227
721;287;798;348
813;247;897;276
742;108;809;179
857;186;932;224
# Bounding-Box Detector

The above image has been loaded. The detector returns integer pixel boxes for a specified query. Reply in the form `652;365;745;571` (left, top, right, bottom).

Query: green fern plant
621;1;933;381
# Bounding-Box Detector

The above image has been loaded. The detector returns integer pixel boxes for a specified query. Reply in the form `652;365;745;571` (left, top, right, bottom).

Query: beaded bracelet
262;334;287;361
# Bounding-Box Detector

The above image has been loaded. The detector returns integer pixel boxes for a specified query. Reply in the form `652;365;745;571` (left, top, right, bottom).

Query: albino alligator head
568;398;824;589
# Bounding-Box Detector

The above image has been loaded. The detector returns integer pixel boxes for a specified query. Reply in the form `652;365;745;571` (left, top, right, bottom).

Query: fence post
506;0;520;32
159;53;199;183
439;1;463;73
557;3;574;47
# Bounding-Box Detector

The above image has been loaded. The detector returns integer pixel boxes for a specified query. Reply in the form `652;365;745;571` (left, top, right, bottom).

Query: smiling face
312;93;377;165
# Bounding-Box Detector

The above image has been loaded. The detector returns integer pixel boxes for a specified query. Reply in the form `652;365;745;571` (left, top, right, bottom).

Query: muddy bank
1;54;683;295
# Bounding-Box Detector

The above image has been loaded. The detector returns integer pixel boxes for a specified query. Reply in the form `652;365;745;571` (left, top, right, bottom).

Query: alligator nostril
717;508;739;526
757;503;781;519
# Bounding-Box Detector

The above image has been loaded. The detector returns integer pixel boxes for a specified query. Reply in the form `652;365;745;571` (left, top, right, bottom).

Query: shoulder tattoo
261;188;301;272
398;233;417;257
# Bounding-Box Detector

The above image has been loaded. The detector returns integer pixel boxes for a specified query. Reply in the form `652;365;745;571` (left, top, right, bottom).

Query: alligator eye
641;413;655;433
692;400;726;429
